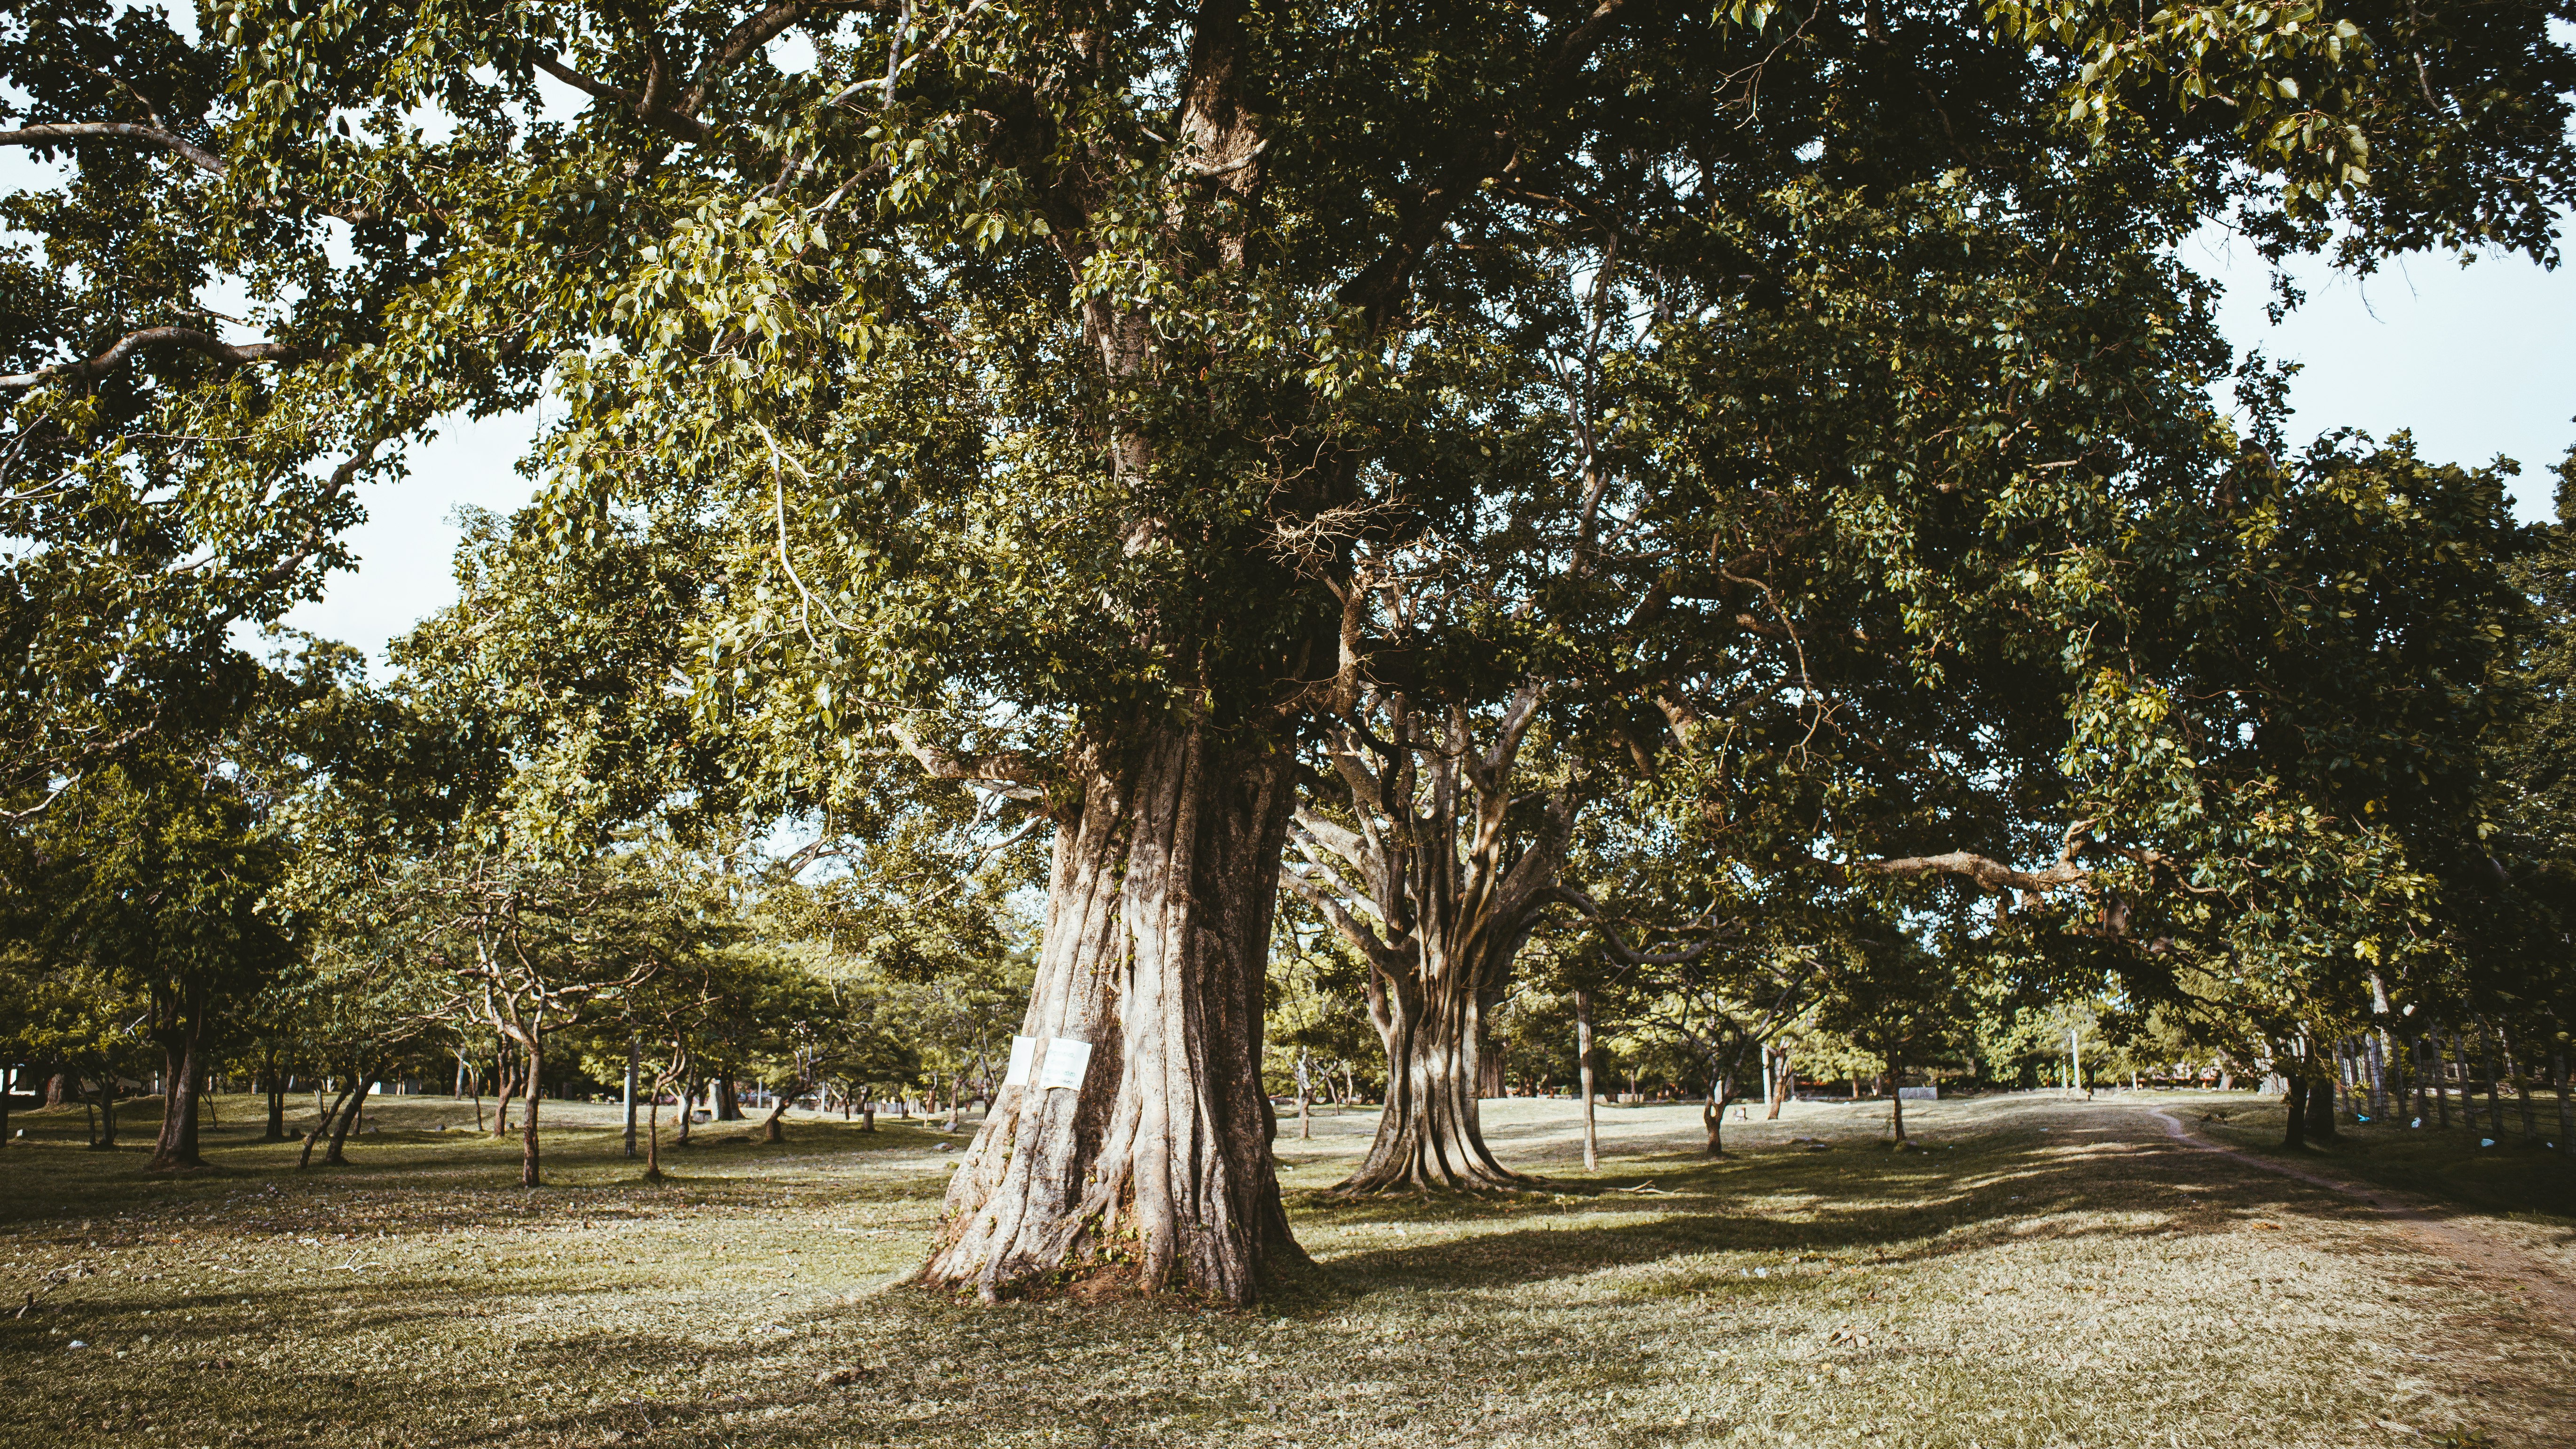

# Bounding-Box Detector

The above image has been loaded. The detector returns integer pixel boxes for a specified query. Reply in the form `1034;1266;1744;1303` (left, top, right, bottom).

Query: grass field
3;1088;2571;1449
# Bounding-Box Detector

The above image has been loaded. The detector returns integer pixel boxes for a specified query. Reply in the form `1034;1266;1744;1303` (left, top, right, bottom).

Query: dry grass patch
2;1091;2569;1448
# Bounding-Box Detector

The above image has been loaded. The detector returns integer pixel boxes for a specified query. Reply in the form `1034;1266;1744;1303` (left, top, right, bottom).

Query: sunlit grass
3;1090;2569;1447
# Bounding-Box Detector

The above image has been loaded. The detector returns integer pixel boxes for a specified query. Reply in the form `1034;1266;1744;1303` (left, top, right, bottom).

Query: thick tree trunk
1576;990;1599;1173
2281;1075;2308;1149
716;1077;742;1122
925;725;1299;1305
2303;1062;2336;1141
1336;950;1528;1192
149;1024;207;1171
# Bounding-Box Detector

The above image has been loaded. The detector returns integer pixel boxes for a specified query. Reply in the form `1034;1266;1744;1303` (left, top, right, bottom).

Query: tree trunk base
920;724;1301;1306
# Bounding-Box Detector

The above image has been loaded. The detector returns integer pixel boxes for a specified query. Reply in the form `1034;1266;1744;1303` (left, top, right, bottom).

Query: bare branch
0;120;224;178
0;325;306;392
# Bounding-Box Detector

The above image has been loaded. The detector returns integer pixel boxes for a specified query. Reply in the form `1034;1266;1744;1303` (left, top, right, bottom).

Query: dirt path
2143;1105;2576;1323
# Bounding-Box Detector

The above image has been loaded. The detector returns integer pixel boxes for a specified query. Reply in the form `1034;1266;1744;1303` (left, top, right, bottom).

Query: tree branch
0;326;307;392
0;120;224;177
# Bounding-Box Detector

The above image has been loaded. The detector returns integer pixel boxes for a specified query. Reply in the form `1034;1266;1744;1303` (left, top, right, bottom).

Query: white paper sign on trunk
1036;1037;1094;1092
1002;1035;1039;1088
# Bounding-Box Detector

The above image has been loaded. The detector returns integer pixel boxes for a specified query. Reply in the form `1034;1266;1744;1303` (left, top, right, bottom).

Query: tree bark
1702;1065;1732;1156
146;976;211;1171
2303;1055;2337;1141
323;1071;372;1165
2553;1049;2571;1157
623;1034;640;1159
925;724;1299;1305
2281;1074;2308;1150
645;1093;664;1181
716;1077;742;1122
761;1076;807;1143
2433;1033;2453;1127
1283;693;1567;1195
298;1078;364;1169
263;1053;287;1142
149;1025;207;1171
1576;989;1599;1173
2482;1029;2506;1136
1887;1055;1907;1144
491;1042;518;1139
87;1076;119;1149
520;1035;544;1188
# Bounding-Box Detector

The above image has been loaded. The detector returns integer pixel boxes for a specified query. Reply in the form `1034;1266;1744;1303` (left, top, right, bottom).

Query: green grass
3;1090;2571;1448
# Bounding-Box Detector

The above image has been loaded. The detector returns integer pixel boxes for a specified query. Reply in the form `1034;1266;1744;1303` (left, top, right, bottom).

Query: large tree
9;0;2571;1299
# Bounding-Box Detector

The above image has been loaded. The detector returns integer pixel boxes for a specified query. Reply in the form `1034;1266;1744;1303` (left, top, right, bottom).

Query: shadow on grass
7;1095;2564;1449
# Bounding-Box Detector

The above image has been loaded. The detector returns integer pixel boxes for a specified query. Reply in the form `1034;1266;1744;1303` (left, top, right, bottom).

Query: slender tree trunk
2483;1029;2506;1136
762;1078;803;1143
2281;1074;2308;1150
88;1077;119;1149
925;724;1300;1304
623;1035;639;1160
324;1070;372;1165
2433;1033;2453;1127
2553;1048;2571;1157
298;1079;364;1169
2504;1029;2536;1142
491;1042;518;1139
2366;1032;2387;1121
1703;1060;1733;1156
1887;1055;1907;1144
520;1035;545;1188
1296;1048;1312;1141
1576;989;1599;1173
264;1057;286;1142
674;1060;695;1145
644;1090;664;1181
